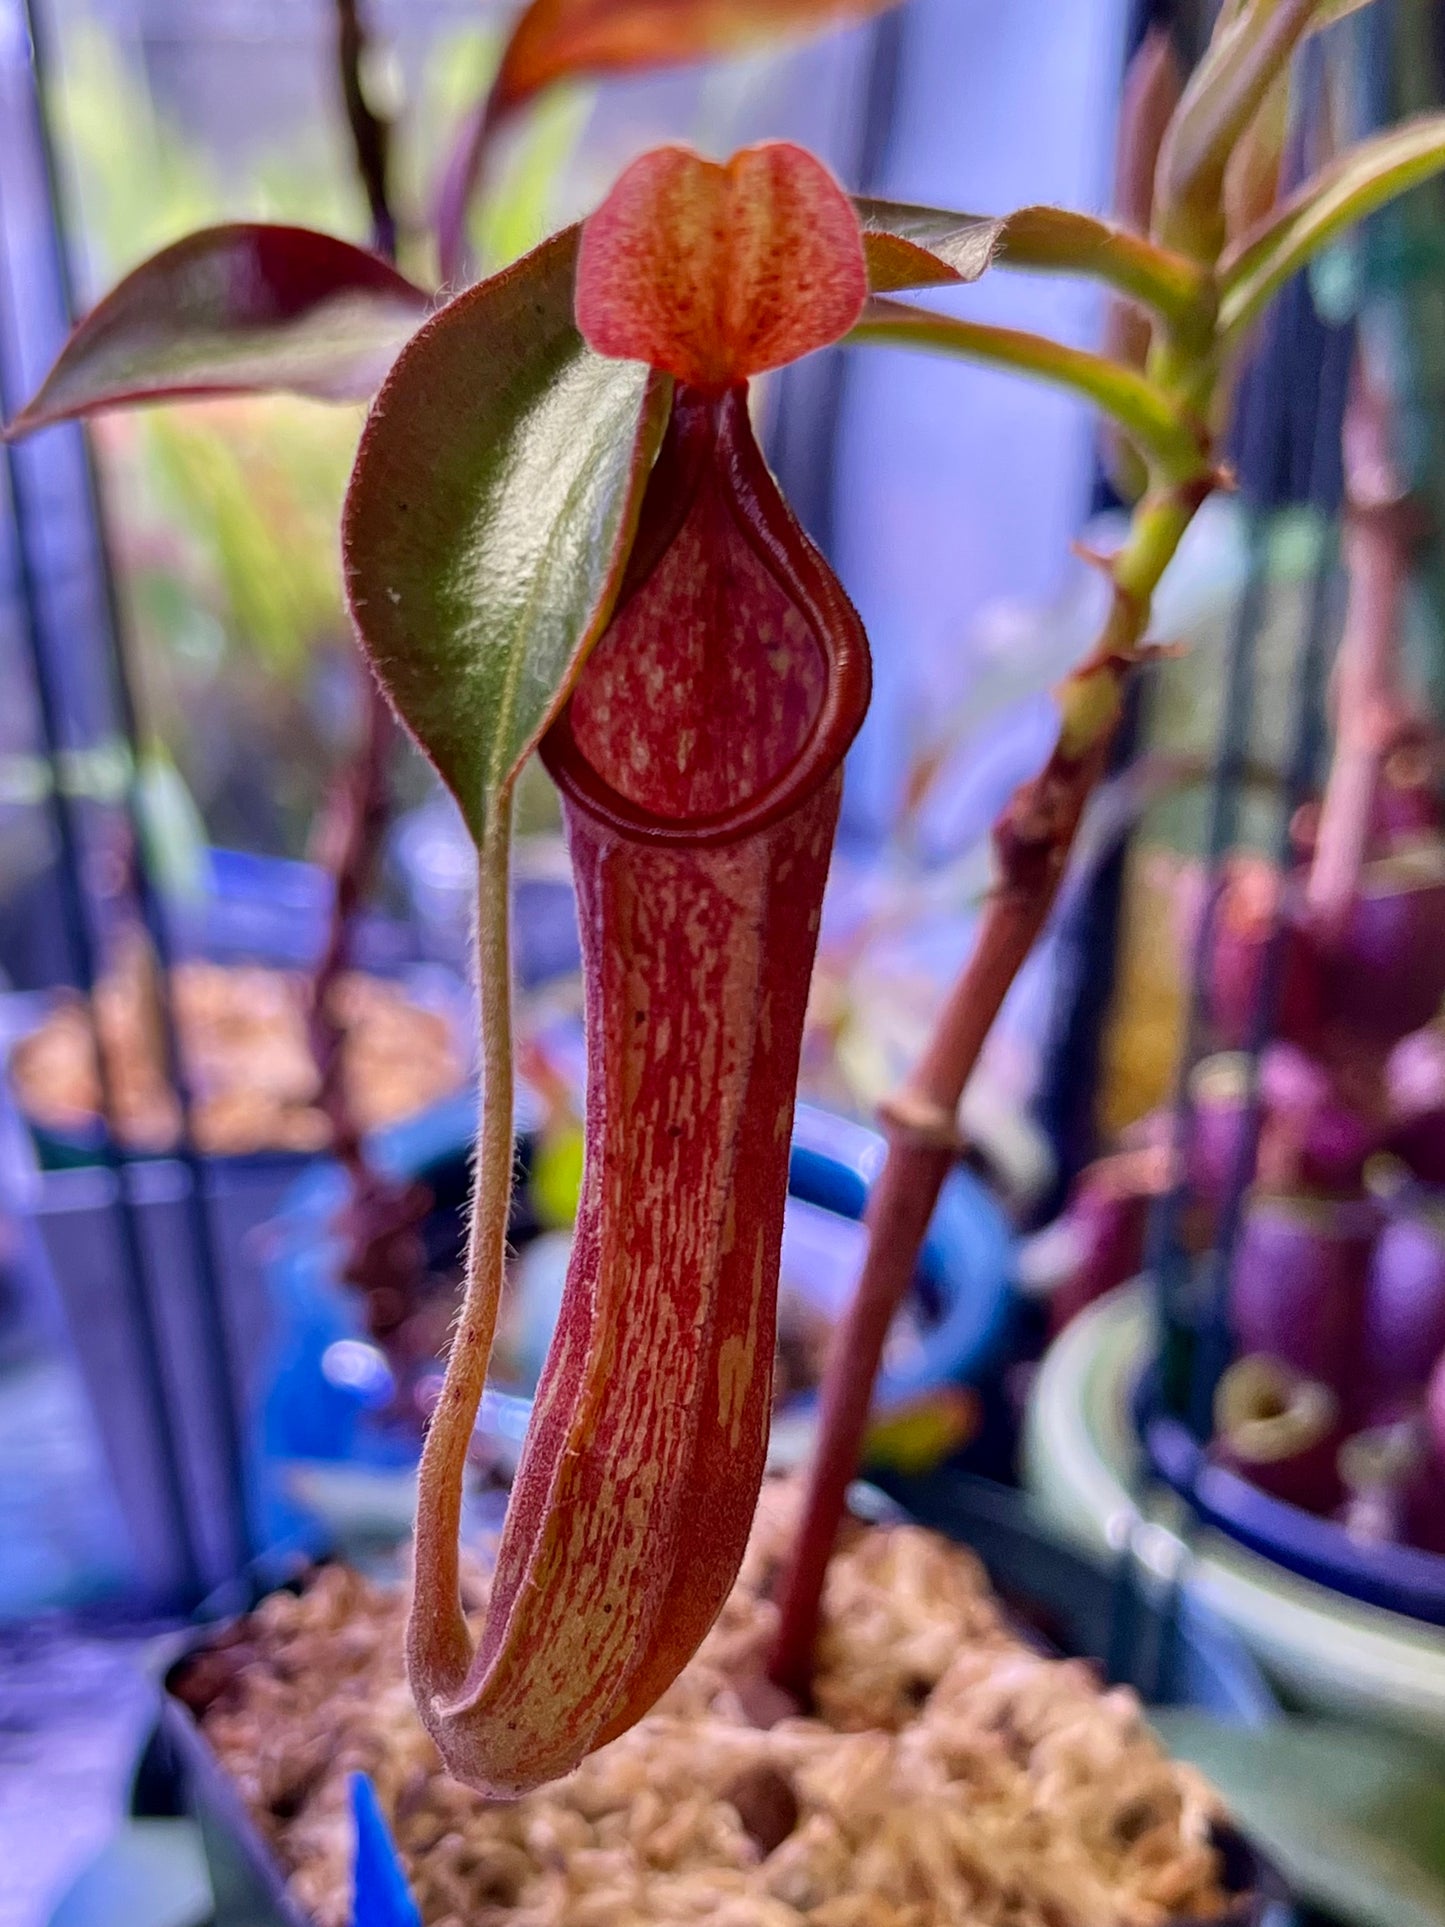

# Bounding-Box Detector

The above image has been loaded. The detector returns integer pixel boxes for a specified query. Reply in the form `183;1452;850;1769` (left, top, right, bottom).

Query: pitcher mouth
541;388;870;850
543;647;865;845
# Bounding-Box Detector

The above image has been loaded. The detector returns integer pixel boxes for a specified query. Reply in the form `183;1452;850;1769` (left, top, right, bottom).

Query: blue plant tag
349;1773;422;1927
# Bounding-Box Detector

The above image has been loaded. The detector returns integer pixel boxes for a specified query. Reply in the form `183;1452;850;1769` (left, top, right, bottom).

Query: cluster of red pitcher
1056;751;1445;1553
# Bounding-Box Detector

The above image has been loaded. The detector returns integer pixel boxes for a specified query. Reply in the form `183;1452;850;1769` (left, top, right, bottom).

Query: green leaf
136;747;209;902
5;225;431;436
1151;1714;1445;1927
1155;0;1319;258
1311;0;1381;21
1219;113;1445;339
342;227;671;838
848;295;1205;480
473;82;594;271
857;198;1207;327
1212;0;1379;38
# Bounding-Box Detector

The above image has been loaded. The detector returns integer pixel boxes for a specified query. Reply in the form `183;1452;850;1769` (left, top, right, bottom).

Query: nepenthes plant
10;0;1445;1798
366;142;876;1794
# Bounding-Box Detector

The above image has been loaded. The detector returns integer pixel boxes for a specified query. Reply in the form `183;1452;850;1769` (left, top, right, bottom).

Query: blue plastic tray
260;1095;1018;1485
1136;1374;1445;1629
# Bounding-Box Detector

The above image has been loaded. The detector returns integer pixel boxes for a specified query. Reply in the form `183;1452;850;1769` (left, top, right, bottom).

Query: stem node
875;1091;966;1154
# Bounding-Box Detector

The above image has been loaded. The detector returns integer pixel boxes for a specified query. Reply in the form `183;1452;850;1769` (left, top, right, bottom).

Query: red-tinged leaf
856;197;1206;326
436;0;901;286
1209;0;1371;251
1213;0;1379;37
1115;29;1185;237
5;225;431;435
409;385;870;1796
858;203;1006;292
575;142;866;388
492;0;902;116
1223;63;1292;247
1102;28;1185;496
343;227;671;837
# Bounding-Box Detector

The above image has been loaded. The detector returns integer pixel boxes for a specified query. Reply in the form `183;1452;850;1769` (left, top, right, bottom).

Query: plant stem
1305;375;1416;934
306;675;429;1330
409;795;515;1702
308;686;393;1126
336;0;397;261
768;476;1207;1702
771;58;1249;1684
436;94;505;290
311;0;429;1335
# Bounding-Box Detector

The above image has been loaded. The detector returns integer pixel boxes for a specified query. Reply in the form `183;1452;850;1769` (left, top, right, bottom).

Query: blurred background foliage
41;14;598;855
54;19;369;852
37;11;844;855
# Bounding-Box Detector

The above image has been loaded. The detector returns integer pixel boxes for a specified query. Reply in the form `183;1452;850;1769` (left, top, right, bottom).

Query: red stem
305;676;430;1330
306;671;394;1188
311;0;429;1338
768;656;1128;1701
769;447;1213;1696
1306;376;1418;935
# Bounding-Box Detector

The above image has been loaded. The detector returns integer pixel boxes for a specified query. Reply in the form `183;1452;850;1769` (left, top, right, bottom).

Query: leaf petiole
1218;112;1445;344
857;199;1211;339
848;296;1208;481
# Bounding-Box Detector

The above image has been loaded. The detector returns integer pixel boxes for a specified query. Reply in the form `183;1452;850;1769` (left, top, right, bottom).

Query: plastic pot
1025;1285;1445;1746
1141;1392;1445;1628
5;843;461;1173
0;854;468;1607
262;1096;1019;1543
129;1476;1294;1927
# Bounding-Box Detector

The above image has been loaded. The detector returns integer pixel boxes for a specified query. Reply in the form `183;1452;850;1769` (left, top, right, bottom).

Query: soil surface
179;1481;1235;1927
11;949;463;1156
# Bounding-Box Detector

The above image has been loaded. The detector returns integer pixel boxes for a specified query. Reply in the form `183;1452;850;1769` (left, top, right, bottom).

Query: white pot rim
1023;1283;1445;1744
